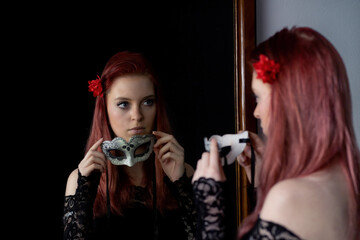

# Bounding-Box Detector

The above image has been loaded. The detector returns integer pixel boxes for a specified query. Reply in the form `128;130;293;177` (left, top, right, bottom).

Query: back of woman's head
239;27;360;239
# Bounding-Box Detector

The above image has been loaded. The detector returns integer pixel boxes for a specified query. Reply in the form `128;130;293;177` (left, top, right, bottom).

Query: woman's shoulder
261;177;321;213
65;168;79;196
260;168;349;239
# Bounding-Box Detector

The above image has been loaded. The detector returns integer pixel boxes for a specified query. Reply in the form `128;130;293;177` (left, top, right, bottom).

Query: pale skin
235;71;270;186
192;71;350;239
66;74;193;196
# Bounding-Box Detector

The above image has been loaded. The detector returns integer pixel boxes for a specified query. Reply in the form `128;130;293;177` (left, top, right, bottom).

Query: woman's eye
144;98;155;106
117;101;129;109
253;93;259;103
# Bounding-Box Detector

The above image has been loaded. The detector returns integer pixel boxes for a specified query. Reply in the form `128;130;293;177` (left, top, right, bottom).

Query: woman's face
252;71;272;135
106;74;156;142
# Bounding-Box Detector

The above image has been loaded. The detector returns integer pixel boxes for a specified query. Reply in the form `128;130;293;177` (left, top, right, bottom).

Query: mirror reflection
60;1;236;239
64;51;196;239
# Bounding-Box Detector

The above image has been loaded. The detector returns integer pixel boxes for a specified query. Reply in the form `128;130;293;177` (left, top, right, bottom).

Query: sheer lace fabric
167;173;197;240
243;218;301;240
63;171;196;240
64;172;100;239
192;177;301;240
193;178;226;240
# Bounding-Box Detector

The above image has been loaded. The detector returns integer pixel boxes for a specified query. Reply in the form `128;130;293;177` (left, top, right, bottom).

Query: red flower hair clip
253;54;280;84
88;75;103;97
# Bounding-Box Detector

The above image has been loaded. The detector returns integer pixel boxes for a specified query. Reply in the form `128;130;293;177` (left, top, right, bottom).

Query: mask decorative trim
102;134;156;167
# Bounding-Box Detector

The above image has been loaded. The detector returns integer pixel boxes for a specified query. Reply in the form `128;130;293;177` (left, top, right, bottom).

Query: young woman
192;27;360;239
64;51;196;240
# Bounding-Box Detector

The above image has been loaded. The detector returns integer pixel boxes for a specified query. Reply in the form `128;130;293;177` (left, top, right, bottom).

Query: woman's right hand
78;138;107;177
237;131;264;186
192;138;226;183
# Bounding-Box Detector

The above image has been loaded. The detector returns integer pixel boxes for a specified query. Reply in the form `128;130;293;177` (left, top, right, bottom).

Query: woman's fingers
160;151;181;163
209;138;221;168
237;145;252;166
80;154;106;173
79;138;106;176
81;154;106;168
153;131;169;148
153;131;186;182
153;131;184;162
157;141;183;160
153;131;183;149
192;139;226;183
90;138;104;151
192;152;210;183
248;131;264;154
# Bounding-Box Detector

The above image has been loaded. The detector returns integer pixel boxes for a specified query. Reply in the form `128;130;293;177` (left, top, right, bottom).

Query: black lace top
63;171;196;240
192;177;301;240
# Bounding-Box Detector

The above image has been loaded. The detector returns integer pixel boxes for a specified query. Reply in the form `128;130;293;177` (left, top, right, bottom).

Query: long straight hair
239;27;360;239
85;51;177;217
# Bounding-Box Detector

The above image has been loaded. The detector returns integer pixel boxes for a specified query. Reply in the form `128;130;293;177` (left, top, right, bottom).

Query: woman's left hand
153;131;185;182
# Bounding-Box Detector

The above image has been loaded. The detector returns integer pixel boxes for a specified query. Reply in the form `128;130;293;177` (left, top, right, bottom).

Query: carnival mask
204;131;250;165
101;134;156;167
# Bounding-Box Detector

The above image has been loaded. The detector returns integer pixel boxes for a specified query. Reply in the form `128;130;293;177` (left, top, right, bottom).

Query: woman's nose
131;105;144;121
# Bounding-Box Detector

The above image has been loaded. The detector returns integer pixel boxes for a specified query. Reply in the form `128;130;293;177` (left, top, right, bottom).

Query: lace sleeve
192;177;226;240
63;171;100;240
166;172;197;240
242;217;302;240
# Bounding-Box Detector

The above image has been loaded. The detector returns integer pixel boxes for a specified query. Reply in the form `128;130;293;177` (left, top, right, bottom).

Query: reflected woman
192;27;360;239
64;51;196;240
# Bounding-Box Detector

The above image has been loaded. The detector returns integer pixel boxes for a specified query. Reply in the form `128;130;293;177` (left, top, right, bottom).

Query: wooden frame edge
233;0;256;226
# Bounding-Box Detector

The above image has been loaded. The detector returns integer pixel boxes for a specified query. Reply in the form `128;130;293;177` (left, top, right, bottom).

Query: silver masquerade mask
204;131;250;165
101;134;156;167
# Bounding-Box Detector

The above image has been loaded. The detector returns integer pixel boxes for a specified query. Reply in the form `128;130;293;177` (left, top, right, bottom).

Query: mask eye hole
134;142;151;157
109;149;126;158
219;146;231;158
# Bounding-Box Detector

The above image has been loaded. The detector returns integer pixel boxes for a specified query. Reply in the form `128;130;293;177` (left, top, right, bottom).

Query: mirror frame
233;0;257;225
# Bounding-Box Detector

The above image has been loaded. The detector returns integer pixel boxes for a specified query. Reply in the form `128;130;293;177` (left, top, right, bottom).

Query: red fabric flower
88;75;103;97
253;54;280;84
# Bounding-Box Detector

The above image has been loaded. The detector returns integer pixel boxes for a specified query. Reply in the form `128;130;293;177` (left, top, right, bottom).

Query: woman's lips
128;127;145;135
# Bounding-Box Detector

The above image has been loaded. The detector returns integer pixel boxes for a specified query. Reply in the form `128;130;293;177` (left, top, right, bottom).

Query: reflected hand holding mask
204;131;250;165
102;134;156;167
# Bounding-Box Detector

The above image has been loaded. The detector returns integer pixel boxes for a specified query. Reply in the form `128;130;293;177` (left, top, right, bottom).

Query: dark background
9;1;236;238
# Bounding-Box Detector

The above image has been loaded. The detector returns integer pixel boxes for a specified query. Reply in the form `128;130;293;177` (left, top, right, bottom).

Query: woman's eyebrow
114;97;131;101
113;94;155;102
142;94;156;100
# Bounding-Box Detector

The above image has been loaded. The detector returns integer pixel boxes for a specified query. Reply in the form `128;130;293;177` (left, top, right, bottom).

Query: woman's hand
153;131;185;182
78;138;107;177
192;138;226;183
237;131;264;186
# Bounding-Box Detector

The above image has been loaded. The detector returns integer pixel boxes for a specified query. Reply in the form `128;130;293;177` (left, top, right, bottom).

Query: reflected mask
101;134;156;167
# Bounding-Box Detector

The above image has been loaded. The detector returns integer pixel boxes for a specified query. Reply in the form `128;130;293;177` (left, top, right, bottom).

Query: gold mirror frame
233;0;256;225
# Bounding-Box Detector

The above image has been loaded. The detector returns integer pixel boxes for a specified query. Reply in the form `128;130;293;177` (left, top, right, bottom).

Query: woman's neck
124;161;145;187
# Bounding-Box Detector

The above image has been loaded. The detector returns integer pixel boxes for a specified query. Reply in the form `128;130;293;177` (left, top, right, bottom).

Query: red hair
85;51;177;217
239;27;360;239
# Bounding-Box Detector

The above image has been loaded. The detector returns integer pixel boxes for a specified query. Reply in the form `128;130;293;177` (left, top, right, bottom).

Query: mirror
57;0;235;170
48;0;255;237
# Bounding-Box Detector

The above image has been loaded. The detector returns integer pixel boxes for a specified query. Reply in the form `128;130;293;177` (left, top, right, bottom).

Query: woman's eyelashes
116;98;155;109
144;98;155;106
117;101;129;109
252;93;259;103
